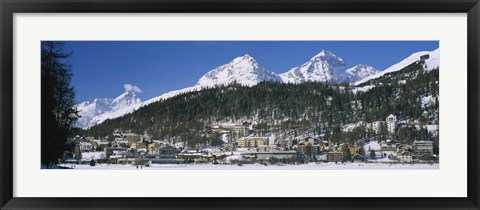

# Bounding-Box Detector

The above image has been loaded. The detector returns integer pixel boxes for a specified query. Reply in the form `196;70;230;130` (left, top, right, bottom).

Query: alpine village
42;42;439;169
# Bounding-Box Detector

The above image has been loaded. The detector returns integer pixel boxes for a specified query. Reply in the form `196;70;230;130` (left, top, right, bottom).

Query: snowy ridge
85;54;279;129
75;98;113;129
280;50;346;84
78;49;440;129
86;86;202;129
75;90;141;128
196;54;281;87
345;64;380;83
353;48;439;86
424;48;440;71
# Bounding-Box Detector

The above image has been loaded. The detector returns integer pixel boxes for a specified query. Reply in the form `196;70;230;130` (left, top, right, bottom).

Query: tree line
85;61;439;150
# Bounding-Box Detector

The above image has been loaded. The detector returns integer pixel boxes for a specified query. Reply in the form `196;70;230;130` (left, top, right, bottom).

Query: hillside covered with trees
84;61;439;152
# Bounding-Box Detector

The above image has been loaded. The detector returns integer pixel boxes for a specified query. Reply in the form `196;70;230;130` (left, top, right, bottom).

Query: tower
386;114;397;134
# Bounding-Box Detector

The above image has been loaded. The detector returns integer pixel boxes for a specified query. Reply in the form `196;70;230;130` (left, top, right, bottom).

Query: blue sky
62;41;439;103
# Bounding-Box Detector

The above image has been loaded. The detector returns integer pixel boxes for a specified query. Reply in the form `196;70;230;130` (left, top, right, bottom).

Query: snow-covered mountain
75;90;141;129
75;98;112;129
345;64;380;83
196;54;281;87
280;50;347;84
77;49;440;129
353;48;439;86
80;55;280;129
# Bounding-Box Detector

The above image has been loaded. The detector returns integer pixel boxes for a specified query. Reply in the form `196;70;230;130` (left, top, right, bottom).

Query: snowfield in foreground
62;162;439;170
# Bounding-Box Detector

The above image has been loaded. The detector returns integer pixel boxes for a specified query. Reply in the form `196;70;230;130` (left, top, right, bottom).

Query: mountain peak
230;54;257;66
112;90;141;108
309;50;345;68
75;86;142;129
280;50;346;83
315;49;329;57
345;64;379;82
196;55;280;87
76;48;440;129
242;53;252;58
312;50;341;60
353;63;368;68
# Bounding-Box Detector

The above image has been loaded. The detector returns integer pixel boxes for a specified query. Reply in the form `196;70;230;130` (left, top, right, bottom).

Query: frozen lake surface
61;162;439;170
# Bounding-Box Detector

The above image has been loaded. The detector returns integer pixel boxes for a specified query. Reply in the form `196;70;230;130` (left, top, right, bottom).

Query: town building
158;146;177;159
126;133;142;143
413;141;434;155
372;121;384;134
130;142;147;150
211;121;254;140
396;144;412;154
381;139;397;151
326;151;344;162
104;147;128;159
298;136;317;145
79;142;93;152
295;145;320;159
148;143;163;156
398;151;414;162
242;121;254;136
337;143;356;156
268;136;276;146
319;140;330;152
241;151;297;160
92;140;109;151
386;114;397;134
112;139;129;147
257;145;280;152
237;136;267;148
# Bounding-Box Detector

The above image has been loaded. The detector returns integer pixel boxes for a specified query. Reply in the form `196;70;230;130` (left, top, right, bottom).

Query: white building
386;114;397;134
413;140;434;155
372;121;384;134
268;136;275;146
79;142;93;152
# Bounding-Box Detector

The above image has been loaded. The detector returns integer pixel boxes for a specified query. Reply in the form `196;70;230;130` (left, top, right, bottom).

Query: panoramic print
41;41;439;169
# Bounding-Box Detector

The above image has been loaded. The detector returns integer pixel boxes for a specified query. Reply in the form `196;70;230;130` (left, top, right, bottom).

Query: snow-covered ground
364;141;381;151
81;152;106;161
421;95;436;108
60;162;438;170
351;85;375;94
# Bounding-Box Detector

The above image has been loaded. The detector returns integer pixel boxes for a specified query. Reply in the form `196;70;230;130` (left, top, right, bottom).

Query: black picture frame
1;0;479;209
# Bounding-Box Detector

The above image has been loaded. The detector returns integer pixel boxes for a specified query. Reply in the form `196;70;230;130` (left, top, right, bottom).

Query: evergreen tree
342;144;352;161
83;63;439;151
370;149;376;160
358;146;366;157
41;41;78;165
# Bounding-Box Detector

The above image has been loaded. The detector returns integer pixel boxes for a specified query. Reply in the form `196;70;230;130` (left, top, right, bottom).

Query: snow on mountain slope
86;85;202;128
75;98;113;129
345;64;380;83
196;54;281;87
85;55;282;128
280;50;346;84
110;90;141;110
79;49;440;129
424;48;440;71
353;48;439;86
75;89;141;129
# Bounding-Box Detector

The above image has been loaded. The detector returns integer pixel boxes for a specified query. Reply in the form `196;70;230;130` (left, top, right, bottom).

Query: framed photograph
1;0;479;209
